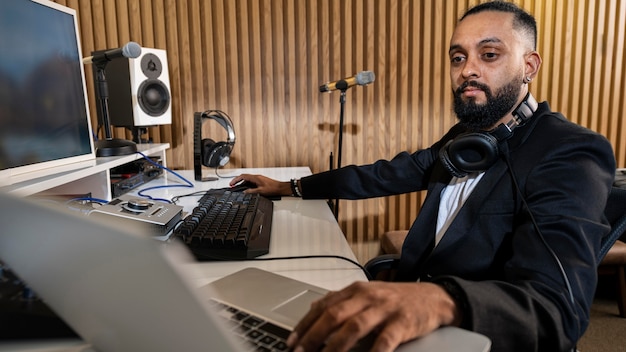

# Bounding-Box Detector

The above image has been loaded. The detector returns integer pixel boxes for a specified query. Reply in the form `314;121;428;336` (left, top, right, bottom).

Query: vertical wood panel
610;0;626;162
54;0;626;263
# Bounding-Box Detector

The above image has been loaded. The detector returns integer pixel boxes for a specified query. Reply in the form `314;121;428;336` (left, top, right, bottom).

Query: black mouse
229;180;257;192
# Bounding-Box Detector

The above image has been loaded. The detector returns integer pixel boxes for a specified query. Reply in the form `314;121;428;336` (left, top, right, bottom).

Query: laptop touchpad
273;290;325;322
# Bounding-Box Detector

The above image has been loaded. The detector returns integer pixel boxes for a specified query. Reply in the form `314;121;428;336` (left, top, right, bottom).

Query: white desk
129;167;368;290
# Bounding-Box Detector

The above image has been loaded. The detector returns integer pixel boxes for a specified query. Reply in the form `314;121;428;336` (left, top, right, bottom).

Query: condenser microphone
83;41;142;65
319;71;375;93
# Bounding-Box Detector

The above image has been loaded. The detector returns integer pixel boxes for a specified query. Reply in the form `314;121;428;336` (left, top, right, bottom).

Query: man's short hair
461;1;537;50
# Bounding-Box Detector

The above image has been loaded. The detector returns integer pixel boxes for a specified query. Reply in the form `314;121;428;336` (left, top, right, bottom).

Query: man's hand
229;174;292;196
286;281;461;352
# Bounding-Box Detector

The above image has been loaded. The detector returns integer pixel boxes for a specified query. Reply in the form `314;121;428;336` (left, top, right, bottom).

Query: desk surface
131;167;368;290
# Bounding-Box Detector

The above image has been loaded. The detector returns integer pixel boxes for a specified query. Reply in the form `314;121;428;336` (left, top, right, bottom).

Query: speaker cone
137;79;170;116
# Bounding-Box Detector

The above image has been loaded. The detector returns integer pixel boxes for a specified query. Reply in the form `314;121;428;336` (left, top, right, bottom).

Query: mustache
455;80;492;96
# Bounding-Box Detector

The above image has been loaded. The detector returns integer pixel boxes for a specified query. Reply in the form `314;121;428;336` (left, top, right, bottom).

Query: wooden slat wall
55;0;626;263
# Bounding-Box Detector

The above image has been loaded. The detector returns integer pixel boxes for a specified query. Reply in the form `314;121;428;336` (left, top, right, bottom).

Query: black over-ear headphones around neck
194;110;236;181
439;93;538;178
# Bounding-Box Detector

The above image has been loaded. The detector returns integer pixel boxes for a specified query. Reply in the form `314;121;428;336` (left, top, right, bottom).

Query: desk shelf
1;143;169;200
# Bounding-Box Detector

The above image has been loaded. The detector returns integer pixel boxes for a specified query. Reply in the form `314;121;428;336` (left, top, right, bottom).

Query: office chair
597;186;626;317
365;186;626;318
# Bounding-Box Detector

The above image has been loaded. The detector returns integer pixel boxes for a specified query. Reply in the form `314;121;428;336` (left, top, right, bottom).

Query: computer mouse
230;180;257;192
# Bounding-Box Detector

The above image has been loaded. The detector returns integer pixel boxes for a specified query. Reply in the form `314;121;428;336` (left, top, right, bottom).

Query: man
230;2;616;351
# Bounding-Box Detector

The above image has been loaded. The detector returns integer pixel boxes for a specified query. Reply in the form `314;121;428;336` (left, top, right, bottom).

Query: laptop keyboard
209;299;291;351
172;189;273;260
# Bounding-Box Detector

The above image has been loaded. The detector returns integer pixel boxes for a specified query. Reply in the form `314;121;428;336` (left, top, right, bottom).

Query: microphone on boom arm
82;41;142;65
319;71;375;93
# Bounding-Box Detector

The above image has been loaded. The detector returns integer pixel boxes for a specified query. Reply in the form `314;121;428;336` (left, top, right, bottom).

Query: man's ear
525;51;542;81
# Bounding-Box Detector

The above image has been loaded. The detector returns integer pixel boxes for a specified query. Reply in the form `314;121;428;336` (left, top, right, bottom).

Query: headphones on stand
439;93;538;178
193;110;236;181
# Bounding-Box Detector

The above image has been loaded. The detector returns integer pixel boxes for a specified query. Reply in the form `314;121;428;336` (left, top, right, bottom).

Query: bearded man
231;2;616;351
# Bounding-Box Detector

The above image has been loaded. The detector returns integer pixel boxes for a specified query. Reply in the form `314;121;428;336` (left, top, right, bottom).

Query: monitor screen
0;0;95;186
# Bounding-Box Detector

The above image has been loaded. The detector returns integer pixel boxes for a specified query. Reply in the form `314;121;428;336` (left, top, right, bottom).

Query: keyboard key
258;321;290;339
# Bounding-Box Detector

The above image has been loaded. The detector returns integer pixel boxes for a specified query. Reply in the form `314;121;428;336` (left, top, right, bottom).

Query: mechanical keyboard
171;189;274;260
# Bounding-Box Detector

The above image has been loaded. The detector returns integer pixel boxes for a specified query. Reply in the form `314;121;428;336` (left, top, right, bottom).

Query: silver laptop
0;193;491;351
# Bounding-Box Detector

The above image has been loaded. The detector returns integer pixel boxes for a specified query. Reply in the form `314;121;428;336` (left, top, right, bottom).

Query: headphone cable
502;151;576;308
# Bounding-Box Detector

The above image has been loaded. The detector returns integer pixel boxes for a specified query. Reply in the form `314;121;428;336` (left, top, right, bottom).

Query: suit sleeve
298;132;457;199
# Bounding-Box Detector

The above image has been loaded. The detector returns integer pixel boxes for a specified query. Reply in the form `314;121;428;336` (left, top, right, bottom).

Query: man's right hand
230;174;293;197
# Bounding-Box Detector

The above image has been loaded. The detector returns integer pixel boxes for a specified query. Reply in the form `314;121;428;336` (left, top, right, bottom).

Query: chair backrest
598;186;626;261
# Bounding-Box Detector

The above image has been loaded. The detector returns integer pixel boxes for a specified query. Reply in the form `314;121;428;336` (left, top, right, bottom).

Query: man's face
449;11;528;131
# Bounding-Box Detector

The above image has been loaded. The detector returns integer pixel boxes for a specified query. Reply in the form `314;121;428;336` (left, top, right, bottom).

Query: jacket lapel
395;165;450;281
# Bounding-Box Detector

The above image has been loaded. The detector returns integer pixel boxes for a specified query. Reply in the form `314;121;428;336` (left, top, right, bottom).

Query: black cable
504;153;579;352
503;154;576;308
215;167;236;179
172;251;373;281
246;255;372;281
170;190;212;204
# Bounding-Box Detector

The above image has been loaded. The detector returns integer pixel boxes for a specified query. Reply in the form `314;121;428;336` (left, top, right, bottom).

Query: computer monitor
0;0;96;187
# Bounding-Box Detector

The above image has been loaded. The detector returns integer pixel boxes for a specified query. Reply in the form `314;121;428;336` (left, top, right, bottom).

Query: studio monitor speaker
92;47;171;127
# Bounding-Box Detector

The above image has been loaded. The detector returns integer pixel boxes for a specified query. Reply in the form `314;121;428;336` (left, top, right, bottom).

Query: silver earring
524;76;532;83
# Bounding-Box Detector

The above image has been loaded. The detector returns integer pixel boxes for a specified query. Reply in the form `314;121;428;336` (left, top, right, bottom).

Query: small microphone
83;41;142;65
319;71;375;93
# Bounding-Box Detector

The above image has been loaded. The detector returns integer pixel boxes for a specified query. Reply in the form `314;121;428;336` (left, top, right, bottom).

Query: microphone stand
332;81;349;219
93;61;137;157
337;90;346;171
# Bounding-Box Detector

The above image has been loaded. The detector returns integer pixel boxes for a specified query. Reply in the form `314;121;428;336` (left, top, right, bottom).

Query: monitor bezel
0;0;97;187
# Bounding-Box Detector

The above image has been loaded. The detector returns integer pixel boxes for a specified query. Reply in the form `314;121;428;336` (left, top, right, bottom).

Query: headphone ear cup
439;132;500;177
201;138;216;167
203;140;232;168
439;139;466;178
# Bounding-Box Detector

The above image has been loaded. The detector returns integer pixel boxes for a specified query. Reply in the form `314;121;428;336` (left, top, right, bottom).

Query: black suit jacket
300;102;616;351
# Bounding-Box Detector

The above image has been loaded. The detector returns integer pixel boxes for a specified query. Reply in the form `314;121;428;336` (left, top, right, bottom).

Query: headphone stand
193;111;235;181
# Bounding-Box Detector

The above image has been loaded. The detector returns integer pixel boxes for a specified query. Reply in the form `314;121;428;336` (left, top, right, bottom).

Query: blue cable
135;151;194;203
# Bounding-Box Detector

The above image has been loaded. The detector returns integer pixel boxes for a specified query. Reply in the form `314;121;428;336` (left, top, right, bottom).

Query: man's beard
453;79;522;131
